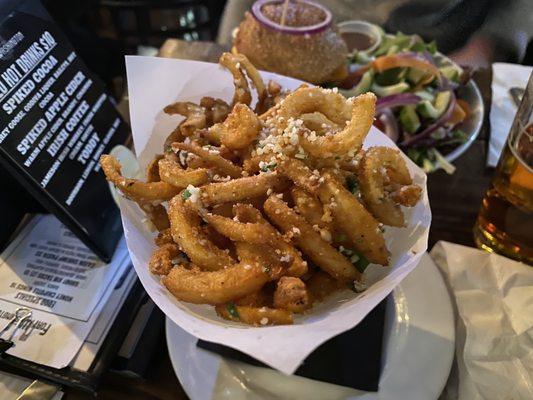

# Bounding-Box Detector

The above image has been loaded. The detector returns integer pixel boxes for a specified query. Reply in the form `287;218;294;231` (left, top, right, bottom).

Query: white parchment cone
121;56;431;374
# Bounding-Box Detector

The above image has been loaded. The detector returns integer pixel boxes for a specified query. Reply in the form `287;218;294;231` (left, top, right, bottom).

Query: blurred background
42;0;533;103
42;0;228;99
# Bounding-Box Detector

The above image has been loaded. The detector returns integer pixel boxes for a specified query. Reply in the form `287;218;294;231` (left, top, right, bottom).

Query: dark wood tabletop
64;39;495;400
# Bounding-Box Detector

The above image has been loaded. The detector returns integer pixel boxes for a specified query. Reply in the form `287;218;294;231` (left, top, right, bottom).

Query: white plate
166;253;455;400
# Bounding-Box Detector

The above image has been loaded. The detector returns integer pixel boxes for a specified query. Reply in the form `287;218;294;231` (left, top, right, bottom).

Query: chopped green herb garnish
339;246;354;257
337;234;347;242
352;252;370;273
226;302;240;319
263;266;271;273
346;176;359;194
182;189;192;200
165;147;173;154
340;246;370;273
260;162;277;172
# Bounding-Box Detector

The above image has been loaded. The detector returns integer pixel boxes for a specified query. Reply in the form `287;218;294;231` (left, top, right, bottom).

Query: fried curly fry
290;187;329;230
299;92;376;158
359;147;422;227
274;87;375;158
200;173;289;206
264;195;360;281
155;228;173;246
307;271;343;302
140;203;170;231
236;241;284;281
164;101;206;136
201;212;275;244
211;103;261;150
146;154;164;182
219;53;252;106
242;153;279;174
200;96;231;125
220;52;267;110
319;174;389;265
233;204;308;278
162;260;269;305
300;112;340;135
215;304;293;325
142;155;171;230
100;155;180;203
172;142;243;178
149;243;182;275
158;156;209;188
168;195;235;271
273;277;310;313
277;158;321;195
391;185;422;207
235;288;272;307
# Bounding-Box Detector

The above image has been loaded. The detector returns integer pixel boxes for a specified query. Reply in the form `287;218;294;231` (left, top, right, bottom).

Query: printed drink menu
0;0;127;261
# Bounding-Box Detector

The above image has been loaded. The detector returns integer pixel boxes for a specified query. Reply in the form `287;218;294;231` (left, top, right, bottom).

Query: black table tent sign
0;0;128;261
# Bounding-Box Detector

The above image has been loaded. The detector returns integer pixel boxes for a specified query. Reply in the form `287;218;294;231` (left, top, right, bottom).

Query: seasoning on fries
100;52;422;326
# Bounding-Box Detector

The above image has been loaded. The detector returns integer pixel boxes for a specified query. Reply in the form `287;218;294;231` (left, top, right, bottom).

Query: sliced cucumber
407;67;426;84
417;91;452;119
439;65;462;82
341;69;374;97
399;105;421;134
371;81;409;97
434;90;452;113
414;89;435;102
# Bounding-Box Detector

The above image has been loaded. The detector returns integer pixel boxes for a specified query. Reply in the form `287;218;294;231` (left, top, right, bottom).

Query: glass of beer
474;72;533;264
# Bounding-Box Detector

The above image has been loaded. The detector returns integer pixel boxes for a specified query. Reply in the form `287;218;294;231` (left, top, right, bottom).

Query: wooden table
65;39;495;400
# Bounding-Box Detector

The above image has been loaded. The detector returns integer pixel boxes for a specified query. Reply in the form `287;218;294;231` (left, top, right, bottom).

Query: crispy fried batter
264;195;360;281
149;243;182;275
164;101;206;136
100;155;180;203
273;277;310;313
172;142;243;178
359;147;422;227
215;304;293;325
200;173;289;206
168;195;235;271
158;156;209;188
102;53;423;326
212;103;261;150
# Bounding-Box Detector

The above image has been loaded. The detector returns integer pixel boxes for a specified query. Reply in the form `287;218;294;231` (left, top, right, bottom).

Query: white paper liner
120;56;431;374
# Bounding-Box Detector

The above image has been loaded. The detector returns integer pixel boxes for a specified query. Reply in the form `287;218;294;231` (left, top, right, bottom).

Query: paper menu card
121;56;431;375
0;214;131;368
69;265;137;372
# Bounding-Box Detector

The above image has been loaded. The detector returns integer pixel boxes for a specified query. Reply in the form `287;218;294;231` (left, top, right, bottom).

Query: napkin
430;241;533;400
488;63;532;167
122;55;431;374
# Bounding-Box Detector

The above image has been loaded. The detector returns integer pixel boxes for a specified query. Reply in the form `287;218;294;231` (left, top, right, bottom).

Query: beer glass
473;72;533;264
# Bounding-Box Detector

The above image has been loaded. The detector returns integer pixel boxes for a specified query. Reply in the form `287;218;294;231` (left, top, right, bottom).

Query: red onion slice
376;93;421;112
251;0;332;35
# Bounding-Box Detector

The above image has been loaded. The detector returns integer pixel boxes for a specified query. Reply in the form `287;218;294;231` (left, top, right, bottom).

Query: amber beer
474;76;533;265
